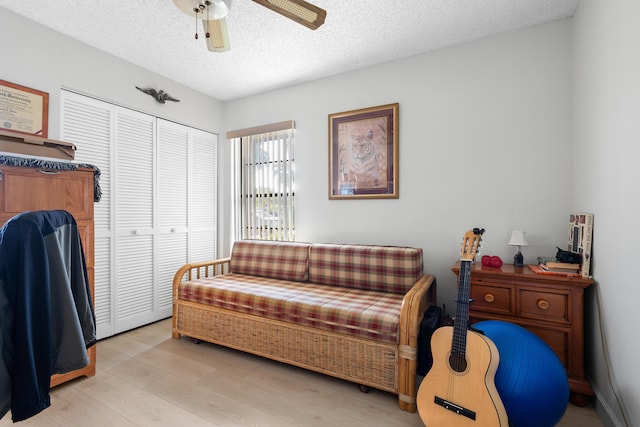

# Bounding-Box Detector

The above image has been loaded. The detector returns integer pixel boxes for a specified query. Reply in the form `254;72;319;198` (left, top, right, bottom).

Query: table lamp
508;230;528;267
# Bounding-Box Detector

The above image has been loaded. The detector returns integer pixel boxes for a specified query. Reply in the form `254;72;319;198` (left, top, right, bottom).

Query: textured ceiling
0;0;578;101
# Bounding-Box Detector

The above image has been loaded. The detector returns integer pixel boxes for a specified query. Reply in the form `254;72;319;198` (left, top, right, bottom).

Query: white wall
573;1;640;426
223;20;574;311
0;8;223;138
7;6;630;425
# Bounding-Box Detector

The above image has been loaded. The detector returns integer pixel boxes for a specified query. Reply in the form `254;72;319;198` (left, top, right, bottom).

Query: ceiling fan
173;0;327;53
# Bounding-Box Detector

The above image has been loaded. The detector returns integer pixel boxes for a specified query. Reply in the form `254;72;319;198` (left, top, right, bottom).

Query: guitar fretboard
451;259;472;357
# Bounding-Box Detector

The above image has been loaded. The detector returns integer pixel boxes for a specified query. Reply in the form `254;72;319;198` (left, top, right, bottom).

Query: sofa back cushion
308;243;423;294
230;240;311;282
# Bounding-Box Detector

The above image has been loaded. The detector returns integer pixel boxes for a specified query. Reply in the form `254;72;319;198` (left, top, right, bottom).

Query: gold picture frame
0;79;49;138
329;103;399;199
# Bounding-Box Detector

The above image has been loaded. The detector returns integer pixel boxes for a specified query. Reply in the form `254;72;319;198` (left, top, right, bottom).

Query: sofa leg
359;385;370;393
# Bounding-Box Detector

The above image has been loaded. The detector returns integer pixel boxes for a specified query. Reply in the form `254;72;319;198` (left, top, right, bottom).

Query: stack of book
538;261;580;274
530;257;582;276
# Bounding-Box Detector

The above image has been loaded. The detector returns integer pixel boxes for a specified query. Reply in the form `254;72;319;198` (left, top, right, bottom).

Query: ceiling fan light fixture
206;0;232;20
173;0;232;20
204;19;231;52
174;0;325;54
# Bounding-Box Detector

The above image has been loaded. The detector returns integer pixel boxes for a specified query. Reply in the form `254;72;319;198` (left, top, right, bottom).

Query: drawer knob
537;299;550;310
484;293;495;303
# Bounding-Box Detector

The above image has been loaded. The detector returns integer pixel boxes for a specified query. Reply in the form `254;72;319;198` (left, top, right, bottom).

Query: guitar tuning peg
473;227;485;235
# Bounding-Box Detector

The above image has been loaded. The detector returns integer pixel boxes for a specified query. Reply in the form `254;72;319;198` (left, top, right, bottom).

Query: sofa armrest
397;274;437;412
172;258;231;338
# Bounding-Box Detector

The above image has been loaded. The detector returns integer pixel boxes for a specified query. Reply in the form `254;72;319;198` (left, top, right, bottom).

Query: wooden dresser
0;163;96;387
452;262;593;406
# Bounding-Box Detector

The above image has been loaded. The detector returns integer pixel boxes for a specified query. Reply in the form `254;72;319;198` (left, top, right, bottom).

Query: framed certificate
0;79;49;138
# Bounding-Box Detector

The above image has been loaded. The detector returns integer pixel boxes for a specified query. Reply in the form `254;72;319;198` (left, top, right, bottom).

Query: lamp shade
508;230;528;247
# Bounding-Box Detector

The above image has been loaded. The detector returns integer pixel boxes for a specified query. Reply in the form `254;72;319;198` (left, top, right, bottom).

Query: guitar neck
452;259;472;355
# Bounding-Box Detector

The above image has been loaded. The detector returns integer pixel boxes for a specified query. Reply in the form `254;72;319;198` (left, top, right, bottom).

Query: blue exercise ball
474;320;569;427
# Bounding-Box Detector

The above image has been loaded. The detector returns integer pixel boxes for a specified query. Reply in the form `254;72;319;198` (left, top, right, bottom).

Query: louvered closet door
114;109;156;332
61;91;218;338
156;119;188;316
61;90;114;340
190;128;217;262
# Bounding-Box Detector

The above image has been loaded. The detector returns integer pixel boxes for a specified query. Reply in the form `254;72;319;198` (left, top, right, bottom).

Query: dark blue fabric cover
0;210;96;422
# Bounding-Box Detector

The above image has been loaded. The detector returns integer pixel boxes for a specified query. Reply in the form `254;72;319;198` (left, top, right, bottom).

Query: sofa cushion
308;244;423;294
178;273;404;344
229;240;311;282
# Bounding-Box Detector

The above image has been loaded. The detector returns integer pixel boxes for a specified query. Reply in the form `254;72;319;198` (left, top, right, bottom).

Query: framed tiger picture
328;103;399;199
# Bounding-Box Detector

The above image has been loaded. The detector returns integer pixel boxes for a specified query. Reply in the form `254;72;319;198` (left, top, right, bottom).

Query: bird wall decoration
135;86;180;104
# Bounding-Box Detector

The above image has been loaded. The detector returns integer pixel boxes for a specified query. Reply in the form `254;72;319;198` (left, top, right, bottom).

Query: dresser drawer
518;288;569;323
470;283;514;316
0;166;93;220
524;325;568;367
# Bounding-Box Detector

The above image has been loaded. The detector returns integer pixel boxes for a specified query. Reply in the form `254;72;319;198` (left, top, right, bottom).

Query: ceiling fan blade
202;18;231;52
251;0;326;30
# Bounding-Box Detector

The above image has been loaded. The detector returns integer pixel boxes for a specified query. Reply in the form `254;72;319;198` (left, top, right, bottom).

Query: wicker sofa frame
172;246;436;413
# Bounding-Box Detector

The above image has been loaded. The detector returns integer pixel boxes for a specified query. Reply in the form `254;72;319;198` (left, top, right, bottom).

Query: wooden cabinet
452;262;593;406
0;164;96;387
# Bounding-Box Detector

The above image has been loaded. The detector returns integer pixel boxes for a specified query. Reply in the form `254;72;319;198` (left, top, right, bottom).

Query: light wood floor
1;318;604;426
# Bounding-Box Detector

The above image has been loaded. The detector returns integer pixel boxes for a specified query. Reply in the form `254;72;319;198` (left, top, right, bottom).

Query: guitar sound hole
449;351;468;373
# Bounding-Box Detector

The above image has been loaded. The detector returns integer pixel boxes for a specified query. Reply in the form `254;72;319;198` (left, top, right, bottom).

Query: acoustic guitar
417;228;508;426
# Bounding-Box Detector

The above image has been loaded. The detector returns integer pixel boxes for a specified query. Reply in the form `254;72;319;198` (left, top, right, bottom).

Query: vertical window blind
228;120;295;242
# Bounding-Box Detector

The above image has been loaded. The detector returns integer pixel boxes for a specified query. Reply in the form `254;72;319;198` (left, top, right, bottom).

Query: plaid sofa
172;240;436;413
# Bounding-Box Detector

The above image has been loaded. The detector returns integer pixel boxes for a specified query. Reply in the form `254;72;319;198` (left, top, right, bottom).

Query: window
229;121;295;242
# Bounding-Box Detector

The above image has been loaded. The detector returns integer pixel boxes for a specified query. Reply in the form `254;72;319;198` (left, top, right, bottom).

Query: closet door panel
114;109;156;333
115;111;154;230
190;129;217;262
61;93;112;229
157;119;189;315
191;230;217;263
158;233;187;315
92;237;112;338
61;91;114;339
115;234;155;329
157;120;188;230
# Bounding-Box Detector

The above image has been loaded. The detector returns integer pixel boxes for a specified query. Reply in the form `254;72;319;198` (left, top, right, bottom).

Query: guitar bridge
434;396;476;420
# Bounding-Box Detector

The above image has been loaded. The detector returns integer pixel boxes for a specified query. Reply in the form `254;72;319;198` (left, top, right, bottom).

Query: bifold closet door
61;91;114;339
63;93;158;336
156;119;189;317
156;120;217;315
190;128;217;263
114;109;157;332
61;90;217;339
